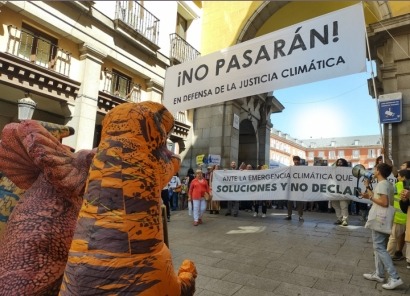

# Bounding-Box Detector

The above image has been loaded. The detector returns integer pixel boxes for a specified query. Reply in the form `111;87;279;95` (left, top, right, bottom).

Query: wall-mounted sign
378;92;402;124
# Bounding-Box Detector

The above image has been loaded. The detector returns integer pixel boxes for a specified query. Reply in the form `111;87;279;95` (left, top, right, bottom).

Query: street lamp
18;95;37;121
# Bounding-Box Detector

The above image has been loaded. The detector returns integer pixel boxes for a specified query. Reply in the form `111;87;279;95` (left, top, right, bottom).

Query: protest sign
163;4;366;113
212;166;370;204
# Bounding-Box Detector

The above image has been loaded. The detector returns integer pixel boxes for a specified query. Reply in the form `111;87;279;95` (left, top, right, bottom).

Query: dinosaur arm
25;130;94;194
178;260;197;296
0;122;39;189
0;120;91;193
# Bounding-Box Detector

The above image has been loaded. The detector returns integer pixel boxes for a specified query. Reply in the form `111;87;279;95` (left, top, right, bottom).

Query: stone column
63;44;106;151
257;96;274;166
368;15;410;165
146;79;163;104
181;101;240;171
258;122;272;167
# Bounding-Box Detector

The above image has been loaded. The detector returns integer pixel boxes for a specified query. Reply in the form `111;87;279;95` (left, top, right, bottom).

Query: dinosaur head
100;102;180;189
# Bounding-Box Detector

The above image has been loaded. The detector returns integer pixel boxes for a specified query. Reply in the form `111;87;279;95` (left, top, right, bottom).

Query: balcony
99;68;141;112
6;25;71;77
169;111;190;152
114;1;160;51
169;33;200;65
172;111;190;136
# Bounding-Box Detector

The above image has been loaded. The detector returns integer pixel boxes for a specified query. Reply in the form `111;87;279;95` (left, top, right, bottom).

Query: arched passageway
239;119;257;167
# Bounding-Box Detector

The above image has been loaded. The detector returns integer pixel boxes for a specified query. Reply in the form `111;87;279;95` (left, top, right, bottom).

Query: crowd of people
160;156;410;290
161;157;378;224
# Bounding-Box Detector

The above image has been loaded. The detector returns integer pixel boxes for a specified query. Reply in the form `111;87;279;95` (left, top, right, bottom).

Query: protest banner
163;4;366;113
212;166;371;204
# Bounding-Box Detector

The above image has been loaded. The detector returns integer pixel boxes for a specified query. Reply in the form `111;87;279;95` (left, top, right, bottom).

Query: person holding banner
285;156;304;221
189;169;210;226
242;164;254;213
225;161;240;217
209;164;221;215
331;158;350;226
253;164;268;218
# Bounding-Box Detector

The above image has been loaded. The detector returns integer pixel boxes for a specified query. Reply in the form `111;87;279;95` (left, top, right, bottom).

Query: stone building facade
0;1;409;174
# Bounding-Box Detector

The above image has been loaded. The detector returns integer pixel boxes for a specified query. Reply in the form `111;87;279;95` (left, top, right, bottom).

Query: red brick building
270;128;382;168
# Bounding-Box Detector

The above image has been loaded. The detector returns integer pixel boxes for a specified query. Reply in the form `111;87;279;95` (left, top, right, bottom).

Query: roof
270;128;382;149
300;135;382;148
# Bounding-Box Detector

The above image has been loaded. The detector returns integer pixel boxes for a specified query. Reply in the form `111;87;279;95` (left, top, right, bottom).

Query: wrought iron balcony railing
102;68;141;103
169;33;200;64
115;1;159;45
6;25;71;76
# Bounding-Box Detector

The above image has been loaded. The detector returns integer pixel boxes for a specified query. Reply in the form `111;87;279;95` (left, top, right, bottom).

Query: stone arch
234;1;392;167
236;1;392;44
236;1;289;43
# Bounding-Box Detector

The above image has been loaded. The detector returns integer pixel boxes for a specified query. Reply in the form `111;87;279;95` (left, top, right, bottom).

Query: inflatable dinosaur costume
0;120;94;295
60;102;197;295
0;173;25;237
0;121;74;237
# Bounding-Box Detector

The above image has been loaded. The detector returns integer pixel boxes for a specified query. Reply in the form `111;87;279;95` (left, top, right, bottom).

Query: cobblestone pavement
168;207;410;296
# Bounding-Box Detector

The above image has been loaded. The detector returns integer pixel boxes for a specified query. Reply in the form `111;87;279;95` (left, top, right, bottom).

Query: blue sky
270;63;381;140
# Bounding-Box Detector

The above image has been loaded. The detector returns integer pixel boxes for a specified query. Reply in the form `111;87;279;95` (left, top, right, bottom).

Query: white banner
164;4;366;113
212;166;372;204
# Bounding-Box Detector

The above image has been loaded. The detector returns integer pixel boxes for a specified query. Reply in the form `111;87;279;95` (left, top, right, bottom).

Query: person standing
186;168;195;189
285;156;304;221
209;164;221;214
188;169;210;226
186;168;195;215
242;164;254;212
361;163;403;290
331;158;350;226
253;164;267;218
204;166;213;213
392;160;410;259
225;161;240;217
387;169;410;260
168;173;181;211
179;177;189;210
161;184;171;222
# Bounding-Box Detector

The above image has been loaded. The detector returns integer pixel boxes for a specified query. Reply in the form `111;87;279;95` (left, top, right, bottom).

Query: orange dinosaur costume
60;102;197;295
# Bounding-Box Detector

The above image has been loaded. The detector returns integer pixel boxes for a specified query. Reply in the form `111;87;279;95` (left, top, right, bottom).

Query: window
337;150;345;158
176;13;188;39
19;23;58;68
111;69;132;99
328;151;336;159
368;149;376;158
308;152;314;160
354;140;359;146
352;149;360;159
